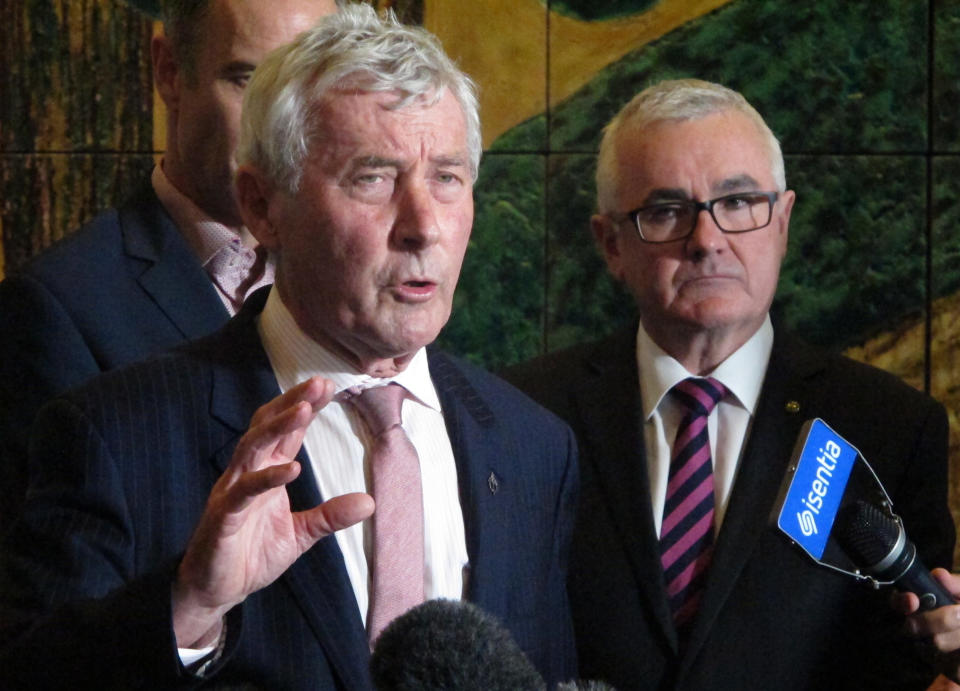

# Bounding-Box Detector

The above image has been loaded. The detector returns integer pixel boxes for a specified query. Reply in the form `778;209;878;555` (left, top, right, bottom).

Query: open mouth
395;279;437;300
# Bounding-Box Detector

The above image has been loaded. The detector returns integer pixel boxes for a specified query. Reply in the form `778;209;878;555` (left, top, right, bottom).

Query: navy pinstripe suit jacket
0;289;578;690
0;183;229;531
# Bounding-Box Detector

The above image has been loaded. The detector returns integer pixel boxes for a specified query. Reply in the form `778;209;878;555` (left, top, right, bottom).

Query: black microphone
370;599;545;691
833;500;955;611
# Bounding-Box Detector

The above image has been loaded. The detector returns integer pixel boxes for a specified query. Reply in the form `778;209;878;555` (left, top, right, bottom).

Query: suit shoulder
49;347;207;427
15;208;125;284
500;329;634;410
792;339;940;408
8;185;170;289
428;349;573;434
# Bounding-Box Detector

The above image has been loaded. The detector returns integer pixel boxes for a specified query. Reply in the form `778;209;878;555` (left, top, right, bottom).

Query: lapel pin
488;472;500;495
785;400;801;414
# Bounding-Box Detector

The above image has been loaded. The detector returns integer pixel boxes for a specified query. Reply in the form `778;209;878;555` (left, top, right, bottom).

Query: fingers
227;377;336;476
892;590;921;616
250;376;335;428
221;461;303;516
933;569;960;600
293;492;376;549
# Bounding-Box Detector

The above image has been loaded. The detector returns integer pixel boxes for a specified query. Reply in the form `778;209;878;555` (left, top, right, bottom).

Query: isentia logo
795;440;842;537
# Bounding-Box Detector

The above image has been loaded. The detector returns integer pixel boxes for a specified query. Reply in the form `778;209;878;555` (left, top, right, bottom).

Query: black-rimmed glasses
625;191;779;243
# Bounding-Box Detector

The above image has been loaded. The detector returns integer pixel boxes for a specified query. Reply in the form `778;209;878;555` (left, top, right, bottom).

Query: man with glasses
505;79;954;689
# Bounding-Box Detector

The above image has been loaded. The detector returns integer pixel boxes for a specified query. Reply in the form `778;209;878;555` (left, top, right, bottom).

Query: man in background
0;0;337;528
505;78;954;689
0;6;577;689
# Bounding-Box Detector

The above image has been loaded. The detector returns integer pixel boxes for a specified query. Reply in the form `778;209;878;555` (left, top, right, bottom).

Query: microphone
775;418;955;611
369;599;545;691
833;500;954;611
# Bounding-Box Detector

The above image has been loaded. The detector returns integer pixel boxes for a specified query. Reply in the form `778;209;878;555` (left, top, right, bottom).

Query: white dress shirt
257;287;469;622
637;316;773;537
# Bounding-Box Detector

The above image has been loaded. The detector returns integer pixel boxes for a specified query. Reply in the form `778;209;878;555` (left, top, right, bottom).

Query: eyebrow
351;154;471;170
353;155;403;170
220;60;256;77
642;188;689;205
714;174;762;193
641;174;764;205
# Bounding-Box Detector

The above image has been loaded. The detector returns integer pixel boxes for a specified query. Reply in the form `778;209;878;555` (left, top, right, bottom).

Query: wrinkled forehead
614;111;778;196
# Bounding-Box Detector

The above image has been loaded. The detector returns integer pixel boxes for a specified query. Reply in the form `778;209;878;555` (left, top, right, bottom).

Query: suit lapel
119;185;229;340
426;349;504;607
682;336;825;667
576;329;679;650
205;296;370;689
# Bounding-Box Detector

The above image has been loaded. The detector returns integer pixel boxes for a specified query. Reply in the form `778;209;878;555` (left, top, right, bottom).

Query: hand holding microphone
833;500;955;611
775;418;960;683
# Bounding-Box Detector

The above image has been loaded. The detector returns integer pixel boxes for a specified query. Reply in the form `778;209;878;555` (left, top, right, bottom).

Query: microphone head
370;599;545;691
833;500;902;570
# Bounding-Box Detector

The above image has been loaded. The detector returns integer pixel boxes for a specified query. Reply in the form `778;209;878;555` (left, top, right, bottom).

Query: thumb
295;492;375;548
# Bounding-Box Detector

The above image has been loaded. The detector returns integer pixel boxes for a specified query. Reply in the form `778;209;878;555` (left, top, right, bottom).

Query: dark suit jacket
0;289;578;690
0;183;230;529
503;326;955;691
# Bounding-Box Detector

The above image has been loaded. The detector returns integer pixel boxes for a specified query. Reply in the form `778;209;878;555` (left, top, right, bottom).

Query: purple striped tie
660;377;726;633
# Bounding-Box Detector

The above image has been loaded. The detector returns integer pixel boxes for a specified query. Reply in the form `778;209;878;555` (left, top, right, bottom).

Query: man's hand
893;568;960;685
171;376;375;647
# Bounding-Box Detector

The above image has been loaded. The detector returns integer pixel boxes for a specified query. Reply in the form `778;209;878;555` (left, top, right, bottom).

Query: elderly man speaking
0;6;577;690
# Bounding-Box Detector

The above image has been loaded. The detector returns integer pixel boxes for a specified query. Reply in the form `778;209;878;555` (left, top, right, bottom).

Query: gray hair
236;3;481;193
595;78;786;214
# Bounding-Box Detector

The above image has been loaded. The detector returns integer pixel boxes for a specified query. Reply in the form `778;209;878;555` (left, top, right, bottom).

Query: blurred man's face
594;109;794;362
257;89;475;374
157;0;335;226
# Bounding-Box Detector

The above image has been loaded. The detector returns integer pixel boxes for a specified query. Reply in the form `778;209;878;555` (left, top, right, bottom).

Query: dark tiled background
3;0;960;555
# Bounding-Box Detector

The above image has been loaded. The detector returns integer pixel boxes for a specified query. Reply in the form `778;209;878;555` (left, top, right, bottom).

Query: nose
685;205;726;257
394;181;440;250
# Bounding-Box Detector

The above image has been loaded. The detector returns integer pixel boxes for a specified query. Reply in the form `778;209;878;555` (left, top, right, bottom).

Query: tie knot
671;377;726;417
348;383;407;436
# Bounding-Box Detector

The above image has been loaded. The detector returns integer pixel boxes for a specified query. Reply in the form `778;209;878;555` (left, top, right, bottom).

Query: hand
894;568;960;684
171;376;375;647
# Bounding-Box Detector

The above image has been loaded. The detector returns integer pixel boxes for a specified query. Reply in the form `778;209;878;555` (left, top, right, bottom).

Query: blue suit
0;289;578;690
0;184;229;528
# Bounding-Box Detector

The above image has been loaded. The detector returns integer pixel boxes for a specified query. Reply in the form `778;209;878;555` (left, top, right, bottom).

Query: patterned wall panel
0;0;154;277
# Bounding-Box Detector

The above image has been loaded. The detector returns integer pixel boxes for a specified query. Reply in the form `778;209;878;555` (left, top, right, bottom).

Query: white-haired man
505;79;954;690
0;7;577;689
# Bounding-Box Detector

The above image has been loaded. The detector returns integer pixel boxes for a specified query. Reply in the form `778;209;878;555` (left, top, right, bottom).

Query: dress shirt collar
257;286;441;412
150;162;257;260
636;315;773;419
152;162;275;313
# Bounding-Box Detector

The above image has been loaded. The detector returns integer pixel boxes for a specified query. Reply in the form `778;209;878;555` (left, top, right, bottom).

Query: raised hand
171;376;375;647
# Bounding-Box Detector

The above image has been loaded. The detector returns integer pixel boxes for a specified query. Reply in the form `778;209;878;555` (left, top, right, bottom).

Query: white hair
595;78;786;214
237;3;481;193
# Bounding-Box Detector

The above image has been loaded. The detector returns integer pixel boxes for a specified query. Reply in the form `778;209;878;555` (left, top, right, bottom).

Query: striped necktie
660;376;726;634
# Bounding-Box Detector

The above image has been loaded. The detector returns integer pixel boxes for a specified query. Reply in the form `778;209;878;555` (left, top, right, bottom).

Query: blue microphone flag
776;418;859;560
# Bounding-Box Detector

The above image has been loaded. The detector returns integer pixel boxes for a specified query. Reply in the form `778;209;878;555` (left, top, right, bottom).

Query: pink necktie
660;377;726;634
347;383;424;644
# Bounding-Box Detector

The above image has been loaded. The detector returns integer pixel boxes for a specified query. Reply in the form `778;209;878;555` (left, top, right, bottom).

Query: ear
236;165;283;252
591;213;626;281
151;34;181;111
